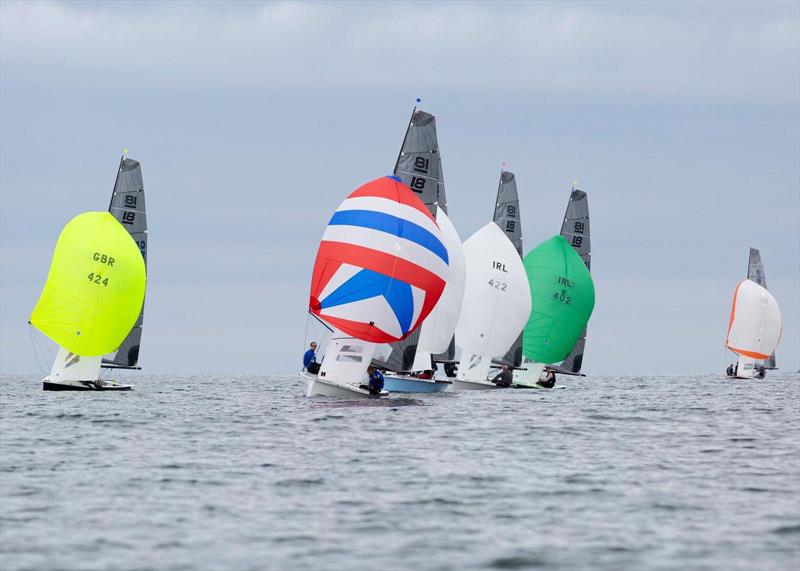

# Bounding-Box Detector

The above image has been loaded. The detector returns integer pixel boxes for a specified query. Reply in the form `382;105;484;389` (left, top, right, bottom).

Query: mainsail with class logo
745;248;777;370
304;176;449;397
29;157;147;391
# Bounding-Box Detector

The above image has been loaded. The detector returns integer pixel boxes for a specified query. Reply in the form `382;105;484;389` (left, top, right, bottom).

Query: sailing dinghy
304;176;450;398
30;157;147;391
451;171;531;390
514;186;593;388
375;108;466;393
725;249;782;379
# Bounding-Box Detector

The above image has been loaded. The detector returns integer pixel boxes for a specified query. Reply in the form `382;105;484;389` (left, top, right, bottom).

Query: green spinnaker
30;212;146;356
522;235;595;364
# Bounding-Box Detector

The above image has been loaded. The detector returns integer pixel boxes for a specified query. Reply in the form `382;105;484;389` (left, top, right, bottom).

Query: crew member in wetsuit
491;365;513;388
726;364;734;377
363;366;385;395
537;367;556;388
754;364;766;379
444;362;457;378
303;342;320;374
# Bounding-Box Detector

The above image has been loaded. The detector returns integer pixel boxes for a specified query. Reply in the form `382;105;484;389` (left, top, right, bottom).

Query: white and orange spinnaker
725;279;782;360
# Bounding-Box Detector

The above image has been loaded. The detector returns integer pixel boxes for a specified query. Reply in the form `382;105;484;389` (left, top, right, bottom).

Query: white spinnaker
454;222;532;359
415;210;466;357
49;346;101;382
725;279;782;359
318;329;376;385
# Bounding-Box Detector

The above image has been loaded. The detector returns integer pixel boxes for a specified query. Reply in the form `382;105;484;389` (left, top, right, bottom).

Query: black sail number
87;273;109;287
488;279;507;291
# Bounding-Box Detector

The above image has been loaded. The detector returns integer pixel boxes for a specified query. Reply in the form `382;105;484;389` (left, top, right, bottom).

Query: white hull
302;372;386;398
450;378;498;391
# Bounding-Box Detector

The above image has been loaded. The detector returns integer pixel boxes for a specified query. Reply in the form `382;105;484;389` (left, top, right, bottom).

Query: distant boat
451;171;531;390
725;248;782;379
514;186;593;388
304;176;450;398
29;157;147;391
374;108;466;393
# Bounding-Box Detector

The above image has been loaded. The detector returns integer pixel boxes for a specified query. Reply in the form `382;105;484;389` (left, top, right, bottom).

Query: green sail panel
30;212;147;356
522;235;595;364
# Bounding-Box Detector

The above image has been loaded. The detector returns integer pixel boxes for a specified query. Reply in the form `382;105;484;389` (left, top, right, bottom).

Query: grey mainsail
747;247;777;369
103;157;147;368
558;187;591;374
493;171;524;368
372;109;448;372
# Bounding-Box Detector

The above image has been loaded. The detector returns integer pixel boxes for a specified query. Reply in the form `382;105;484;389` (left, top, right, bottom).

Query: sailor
412;370;433;380
537;367;556;389
365;366;385;395
754;364;766;379
726;364;734;376
491;364;513;388
303;342;320;374
444;362;458;378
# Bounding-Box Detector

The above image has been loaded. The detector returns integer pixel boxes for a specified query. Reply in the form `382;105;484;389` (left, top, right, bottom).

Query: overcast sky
1;1;798;375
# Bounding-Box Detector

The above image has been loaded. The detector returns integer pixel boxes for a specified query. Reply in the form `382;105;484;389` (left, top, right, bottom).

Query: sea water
1;373;798;571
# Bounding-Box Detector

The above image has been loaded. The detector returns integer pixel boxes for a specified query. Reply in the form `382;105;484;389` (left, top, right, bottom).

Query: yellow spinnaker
30;212;146;356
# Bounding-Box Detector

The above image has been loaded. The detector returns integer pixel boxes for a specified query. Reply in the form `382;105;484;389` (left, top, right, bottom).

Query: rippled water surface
1;373;799;571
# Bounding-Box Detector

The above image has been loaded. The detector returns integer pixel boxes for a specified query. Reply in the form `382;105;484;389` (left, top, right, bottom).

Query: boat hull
450;378;498;391
302;372;387;398
42;378;132;391
382;375;451;393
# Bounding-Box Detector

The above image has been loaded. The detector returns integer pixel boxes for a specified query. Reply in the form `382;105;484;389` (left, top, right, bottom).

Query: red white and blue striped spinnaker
309;176;449;344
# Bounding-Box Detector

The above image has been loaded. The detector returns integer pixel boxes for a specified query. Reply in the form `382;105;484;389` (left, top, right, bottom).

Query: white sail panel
49;346;101;382
725;279;782;359
415;210;466;355
317;330;377;385
454;222;532;359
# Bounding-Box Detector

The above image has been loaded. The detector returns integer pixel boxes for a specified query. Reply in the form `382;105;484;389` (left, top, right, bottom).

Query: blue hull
383;376;450;393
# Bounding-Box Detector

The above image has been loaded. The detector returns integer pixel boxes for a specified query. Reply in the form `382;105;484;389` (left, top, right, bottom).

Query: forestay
725;279;782;360
558;188;591;373
492;171;524;367
104;157;147;367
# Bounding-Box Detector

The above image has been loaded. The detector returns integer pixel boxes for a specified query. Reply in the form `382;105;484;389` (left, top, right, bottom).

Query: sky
1;0;798;375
